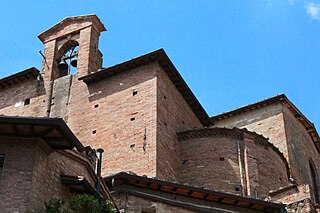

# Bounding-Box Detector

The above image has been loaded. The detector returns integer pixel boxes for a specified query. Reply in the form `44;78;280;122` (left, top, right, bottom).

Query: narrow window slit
24;98;30;106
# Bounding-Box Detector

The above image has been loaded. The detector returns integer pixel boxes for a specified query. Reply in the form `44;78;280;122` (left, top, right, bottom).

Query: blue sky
0;1;319;129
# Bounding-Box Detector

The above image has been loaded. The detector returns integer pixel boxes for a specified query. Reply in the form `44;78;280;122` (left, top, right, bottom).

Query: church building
0;14;319;213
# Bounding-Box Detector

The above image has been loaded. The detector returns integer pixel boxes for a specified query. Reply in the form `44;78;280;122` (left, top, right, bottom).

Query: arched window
309;160;319;203
56;40;79;78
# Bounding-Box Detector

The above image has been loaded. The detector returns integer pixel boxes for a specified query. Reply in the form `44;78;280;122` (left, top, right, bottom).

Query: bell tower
38;15;106;82
38;15;106;119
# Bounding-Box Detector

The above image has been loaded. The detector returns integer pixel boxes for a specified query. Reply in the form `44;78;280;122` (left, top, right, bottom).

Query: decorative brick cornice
178;127;291;179
177;127;244;141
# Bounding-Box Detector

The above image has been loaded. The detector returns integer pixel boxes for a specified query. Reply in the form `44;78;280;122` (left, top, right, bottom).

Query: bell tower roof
38;14;106;43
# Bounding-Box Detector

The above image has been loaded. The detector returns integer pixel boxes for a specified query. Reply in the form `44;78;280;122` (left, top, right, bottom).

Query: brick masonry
0;137;96;213
178;129;289;199
1;15;319;212
214;102;320;208
68;63;158;178
0;77;47;117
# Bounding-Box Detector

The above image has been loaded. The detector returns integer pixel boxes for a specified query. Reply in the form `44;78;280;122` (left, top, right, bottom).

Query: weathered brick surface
0;137;97;213
179;136;242;195
29;147;96;212
0;77;47;117
270;184;317;213
2;15;319;212
0;138;37;213
179;131;288;199
156;67;202;181
244;134;288;199
282;106;320;197
49;75;72;119
68;63;158;178
215;103;288;159
215;103;320;202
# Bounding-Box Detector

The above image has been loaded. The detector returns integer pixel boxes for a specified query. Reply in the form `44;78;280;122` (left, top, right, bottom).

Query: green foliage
69;194;102;213
44;199;65;213
45;194;117;213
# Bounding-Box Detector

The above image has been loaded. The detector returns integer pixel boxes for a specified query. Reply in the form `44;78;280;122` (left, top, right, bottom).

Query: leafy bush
45;194;117;213
44;199;67;213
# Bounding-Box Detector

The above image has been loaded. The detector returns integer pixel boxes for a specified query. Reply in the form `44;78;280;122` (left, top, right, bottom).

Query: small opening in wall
235;187;240;191
94;104;99;108
182;160;189;164
279;177;282;181
92;130;97;134
182;121;185;125
133;90;138;96
24;98;30;106
164;95;167;99
220;157;225;161
130;144;135;149
131;117;135;121
0;154;5;176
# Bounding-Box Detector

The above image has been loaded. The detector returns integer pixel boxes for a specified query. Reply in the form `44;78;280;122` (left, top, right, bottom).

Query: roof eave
79;49;211;126
211;94;320;153
0;116;84;152
104;172;285;211
0;67;40;89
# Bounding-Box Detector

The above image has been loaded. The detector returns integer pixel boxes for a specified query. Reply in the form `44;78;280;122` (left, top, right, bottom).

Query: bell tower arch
38;15;106;82
38;15;106;119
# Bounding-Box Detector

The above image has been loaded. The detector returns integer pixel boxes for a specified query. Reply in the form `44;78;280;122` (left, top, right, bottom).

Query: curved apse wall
178;127;290;199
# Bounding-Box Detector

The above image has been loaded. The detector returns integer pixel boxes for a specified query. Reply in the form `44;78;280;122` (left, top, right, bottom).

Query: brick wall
0;138;37;213
282;106;320;198
68;63;158;178
214;103;289;159
179;136;242;195
0;137;97;213
270;185;318;213
0;77;47;117
243;133;288;199
214;103;320;202
29;143;96;212
178;129;289;199
156;67;202;181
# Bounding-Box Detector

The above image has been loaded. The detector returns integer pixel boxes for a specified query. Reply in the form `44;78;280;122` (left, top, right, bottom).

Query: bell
58;58;68;71
70;55;78;67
